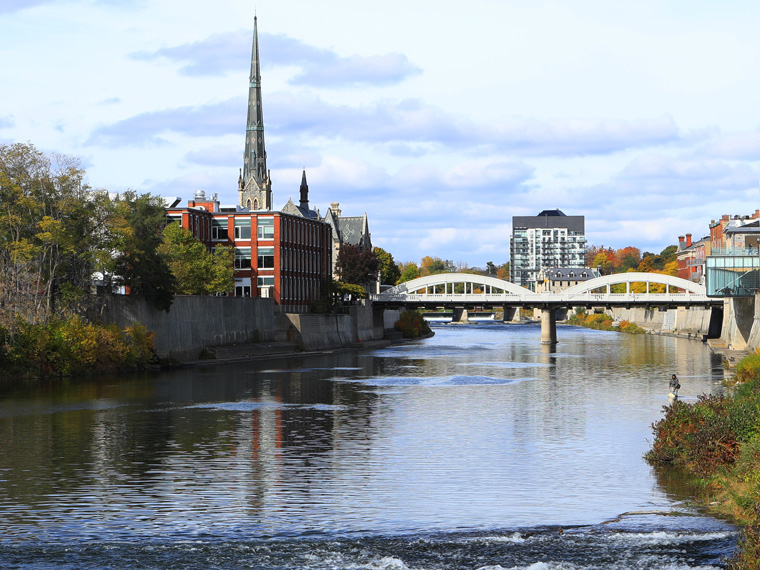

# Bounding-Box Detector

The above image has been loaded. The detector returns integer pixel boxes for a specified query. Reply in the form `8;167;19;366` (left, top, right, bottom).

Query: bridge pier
540;308;557;345
502;306;520;322
452;307;469;323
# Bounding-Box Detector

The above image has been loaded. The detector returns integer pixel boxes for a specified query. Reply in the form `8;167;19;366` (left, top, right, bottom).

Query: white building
510;209;587;290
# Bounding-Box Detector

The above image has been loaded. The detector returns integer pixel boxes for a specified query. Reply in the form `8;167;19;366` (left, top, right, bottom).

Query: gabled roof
323;209;370;247
282;197;319;219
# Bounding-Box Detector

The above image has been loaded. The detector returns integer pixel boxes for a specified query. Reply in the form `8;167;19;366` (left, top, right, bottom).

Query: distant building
535;267;600;293
698;210;760;298
510;209;587;290
283;173;373;283
709;210;760;252
675;233;710;284
166;191;331;313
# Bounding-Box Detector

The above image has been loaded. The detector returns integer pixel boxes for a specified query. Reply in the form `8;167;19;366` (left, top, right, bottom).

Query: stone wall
99;295;275;362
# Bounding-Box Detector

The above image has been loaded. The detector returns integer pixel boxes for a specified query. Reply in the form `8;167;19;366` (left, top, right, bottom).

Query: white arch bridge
372;272;720;344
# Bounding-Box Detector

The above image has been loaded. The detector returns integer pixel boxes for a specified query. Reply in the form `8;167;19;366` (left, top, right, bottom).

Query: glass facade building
705;249;760;297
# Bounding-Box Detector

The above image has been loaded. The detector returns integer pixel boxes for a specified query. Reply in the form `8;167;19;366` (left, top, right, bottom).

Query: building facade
510;209;586;290
166;191;331;313
535;267;600;293
675;233;709;284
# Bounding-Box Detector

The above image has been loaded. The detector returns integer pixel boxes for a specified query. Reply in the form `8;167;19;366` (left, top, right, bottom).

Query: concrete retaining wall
722;296;760;352
99;295;275;362
276;302;386;351
607;306;715;338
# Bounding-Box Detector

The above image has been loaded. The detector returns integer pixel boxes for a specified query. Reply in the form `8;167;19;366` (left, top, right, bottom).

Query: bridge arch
562;272;706;296
378;273;532;299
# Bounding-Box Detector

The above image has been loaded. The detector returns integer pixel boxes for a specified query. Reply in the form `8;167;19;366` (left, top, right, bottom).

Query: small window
212;219;229;241
234;247;251;269
234;219;251;240
258;217;274;239
258;246;274;268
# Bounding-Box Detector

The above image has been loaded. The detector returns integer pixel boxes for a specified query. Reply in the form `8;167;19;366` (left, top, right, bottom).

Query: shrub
0;317;157;379
395;309;432;339
736;353;760;385
645;395;740;477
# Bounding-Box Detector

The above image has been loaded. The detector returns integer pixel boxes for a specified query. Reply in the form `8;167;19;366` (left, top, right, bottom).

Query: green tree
374;246;401;286
335;244;379;287
0;143;113;330
158;223;234;295
109;191;176;312
398;262;420;283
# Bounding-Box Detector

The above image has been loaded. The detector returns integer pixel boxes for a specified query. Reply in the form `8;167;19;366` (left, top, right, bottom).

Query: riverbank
646;354;760;569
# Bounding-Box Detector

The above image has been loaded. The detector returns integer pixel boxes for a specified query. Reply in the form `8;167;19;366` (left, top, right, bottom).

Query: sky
3;0;760;268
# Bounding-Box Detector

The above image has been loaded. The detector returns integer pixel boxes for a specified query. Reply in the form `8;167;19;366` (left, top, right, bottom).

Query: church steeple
239;15;272;210
299;170;309;210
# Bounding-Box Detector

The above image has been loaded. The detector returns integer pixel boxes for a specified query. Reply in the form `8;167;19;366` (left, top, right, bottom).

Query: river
0;323;738;569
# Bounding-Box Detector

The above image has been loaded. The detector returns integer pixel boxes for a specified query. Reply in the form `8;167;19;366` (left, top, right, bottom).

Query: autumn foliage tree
397;261;420;284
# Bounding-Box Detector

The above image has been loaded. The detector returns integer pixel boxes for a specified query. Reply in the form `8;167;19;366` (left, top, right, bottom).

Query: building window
212;219;229;241
234;219;251;239
258;246;274;268
257;276;274;288
258;217;274;239
234;247;251;269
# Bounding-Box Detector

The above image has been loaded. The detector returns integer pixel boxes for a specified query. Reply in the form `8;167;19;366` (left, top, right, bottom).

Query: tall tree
158;223;234;295
373;246;401;286
109;191;176;312
335;244;379;287
0;143;112;329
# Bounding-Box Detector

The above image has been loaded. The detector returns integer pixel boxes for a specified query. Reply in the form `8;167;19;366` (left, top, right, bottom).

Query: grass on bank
0;316;157;378
567;310;646;334
646;352;760;569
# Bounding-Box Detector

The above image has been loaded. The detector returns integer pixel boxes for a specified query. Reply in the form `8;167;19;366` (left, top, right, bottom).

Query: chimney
330;202;341;217
678;236;685;250
686;233;692;247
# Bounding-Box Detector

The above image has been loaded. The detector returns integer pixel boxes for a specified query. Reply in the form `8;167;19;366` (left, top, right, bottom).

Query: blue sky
3;0;760;267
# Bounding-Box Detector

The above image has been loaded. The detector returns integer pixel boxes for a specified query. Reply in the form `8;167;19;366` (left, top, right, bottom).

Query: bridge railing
372;292;712;304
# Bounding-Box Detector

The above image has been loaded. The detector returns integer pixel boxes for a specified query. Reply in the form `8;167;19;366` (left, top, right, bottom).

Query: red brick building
675;233;709;284
166;191;332;313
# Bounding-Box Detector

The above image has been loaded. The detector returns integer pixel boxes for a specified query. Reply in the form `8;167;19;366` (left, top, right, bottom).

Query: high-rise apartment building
510;209;586;290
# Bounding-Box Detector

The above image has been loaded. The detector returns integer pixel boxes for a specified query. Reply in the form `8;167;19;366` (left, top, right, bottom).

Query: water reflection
0;324;728;543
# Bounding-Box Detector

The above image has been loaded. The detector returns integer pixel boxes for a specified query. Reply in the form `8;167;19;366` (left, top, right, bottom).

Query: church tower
238;16;272;210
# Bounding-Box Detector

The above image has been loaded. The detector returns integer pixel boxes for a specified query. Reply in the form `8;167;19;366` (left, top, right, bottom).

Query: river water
0;323;738;569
